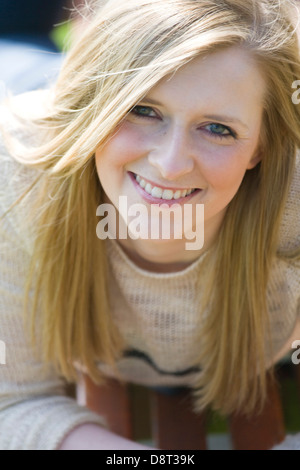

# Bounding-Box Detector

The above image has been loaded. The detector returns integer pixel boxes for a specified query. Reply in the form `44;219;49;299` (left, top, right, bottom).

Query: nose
148;124;195;181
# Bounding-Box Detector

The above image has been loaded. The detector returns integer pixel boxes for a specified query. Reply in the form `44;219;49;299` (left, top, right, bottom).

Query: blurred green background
50;21;72;51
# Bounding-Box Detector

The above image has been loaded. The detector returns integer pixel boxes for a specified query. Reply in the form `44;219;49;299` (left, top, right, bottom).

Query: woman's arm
0;130;142;450
59;424;153;450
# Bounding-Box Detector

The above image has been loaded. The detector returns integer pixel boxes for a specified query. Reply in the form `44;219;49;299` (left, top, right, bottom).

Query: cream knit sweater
0;95;299;450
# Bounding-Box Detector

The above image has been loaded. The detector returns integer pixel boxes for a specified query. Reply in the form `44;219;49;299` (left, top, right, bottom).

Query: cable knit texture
0;93;299;449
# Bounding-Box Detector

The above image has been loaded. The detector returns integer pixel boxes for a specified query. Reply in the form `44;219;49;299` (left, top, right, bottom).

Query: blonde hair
5;0;300;415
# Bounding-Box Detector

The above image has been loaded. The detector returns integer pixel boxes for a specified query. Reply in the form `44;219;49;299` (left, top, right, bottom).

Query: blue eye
204;123;236;139
131;105;157;118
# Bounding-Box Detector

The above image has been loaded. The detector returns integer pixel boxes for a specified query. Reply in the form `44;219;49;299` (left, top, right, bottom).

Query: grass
278;363;300;432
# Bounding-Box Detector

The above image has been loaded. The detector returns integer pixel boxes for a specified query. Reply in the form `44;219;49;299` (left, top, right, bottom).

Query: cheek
199;145;254;191
96;123;147;168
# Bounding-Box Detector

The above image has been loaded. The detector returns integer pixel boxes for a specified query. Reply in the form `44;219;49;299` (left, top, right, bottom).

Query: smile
133;173;197;201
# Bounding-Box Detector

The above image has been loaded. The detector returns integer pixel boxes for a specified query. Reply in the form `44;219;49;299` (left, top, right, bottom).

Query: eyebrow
140;98;249;131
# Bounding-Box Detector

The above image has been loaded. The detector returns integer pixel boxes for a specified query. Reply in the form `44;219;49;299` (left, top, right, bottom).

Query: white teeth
145;183;153;195
134;174;195;200
162;189;174;200
151;186;163;198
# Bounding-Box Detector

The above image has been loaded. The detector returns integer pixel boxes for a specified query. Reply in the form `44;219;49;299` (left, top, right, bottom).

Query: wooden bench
76;363;300;450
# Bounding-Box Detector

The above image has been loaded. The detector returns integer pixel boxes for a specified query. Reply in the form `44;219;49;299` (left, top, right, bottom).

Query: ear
247;147;262;170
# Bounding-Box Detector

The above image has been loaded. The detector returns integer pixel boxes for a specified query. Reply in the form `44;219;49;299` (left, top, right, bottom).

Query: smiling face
95;45;266;270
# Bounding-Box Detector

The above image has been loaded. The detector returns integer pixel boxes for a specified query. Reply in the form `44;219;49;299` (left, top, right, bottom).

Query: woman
0;0;299;450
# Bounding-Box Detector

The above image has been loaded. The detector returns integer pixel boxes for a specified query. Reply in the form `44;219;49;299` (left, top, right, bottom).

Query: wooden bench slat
82;376;134;440
150;389;207;450
229;374;286;450
78;367;294;450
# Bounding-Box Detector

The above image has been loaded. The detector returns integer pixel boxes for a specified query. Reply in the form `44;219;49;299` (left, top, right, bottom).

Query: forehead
147;46;266;116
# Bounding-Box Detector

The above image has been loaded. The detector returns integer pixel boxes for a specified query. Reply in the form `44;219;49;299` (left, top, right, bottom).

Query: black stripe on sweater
123;349;201;377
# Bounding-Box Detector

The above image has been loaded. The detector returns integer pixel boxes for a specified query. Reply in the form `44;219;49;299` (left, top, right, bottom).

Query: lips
132;173;197;201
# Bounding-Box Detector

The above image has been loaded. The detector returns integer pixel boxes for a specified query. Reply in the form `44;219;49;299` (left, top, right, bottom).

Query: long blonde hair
4;0;300;415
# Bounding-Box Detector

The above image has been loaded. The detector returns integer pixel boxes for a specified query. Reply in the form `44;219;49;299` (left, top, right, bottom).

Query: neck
116;212;225;273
